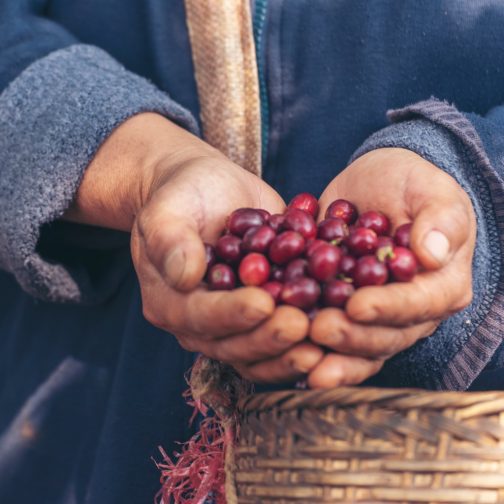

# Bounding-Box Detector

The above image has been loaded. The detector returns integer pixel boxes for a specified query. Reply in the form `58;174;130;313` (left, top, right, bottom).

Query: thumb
410;198;470;270
136;206;206;291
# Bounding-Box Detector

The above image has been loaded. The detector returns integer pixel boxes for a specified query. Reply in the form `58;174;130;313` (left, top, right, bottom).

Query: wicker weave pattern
235;388;504;503
184;0;262;176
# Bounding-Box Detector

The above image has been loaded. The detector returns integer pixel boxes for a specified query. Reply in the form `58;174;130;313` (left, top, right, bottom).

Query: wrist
64;112;220;231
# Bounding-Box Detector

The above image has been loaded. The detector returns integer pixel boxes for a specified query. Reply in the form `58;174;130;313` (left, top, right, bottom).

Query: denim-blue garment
1;1;504;502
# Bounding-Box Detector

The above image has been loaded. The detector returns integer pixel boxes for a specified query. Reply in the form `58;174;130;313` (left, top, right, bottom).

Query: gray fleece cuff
351;99;502;390
0;44;199;304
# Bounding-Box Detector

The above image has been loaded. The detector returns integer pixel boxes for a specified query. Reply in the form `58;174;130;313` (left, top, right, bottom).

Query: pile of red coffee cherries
204;193;418;311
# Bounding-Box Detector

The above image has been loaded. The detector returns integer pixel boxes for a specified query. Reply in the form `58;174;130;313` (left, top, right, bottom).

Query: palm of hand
306;147;476;388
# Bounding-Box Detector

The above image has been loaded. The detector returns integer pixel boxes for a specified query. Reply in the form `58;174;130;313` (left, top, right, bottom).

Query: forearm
64;113;219;232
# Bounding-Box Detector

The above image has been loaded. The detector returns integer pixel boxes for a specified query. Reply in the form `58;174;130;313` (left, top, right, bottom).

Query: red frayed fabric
154;358;247;504
155;415;229;504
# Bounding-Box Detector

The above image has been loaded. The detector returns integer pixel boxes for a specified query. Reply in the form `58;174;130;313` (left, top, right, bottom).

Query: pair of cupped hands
69;113;476;388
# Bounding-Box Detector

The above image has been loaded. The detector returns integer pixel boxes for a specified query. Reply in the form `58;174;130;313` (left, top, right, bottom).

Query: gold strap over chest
184;0;262;176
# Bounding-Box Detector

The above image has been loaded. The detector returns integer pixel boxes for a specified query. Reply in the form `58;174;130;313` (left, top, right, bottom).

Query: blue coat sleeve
352;98;504;391
0;1;199;304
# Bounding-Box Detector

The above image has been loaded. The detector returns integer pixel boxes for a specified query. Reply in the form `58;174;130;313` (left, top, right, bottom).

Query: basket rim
238;386;504;415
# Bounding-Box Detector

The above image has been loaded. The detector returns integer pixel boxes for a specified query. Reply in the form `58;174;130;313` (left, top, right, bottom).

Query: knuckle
176;336;198;353
141;303;166;330
453;287;473;312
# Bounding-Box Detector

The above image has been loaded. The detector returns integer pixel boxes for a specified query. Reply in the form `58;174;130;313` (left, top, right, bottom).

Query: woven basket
234;387;504;503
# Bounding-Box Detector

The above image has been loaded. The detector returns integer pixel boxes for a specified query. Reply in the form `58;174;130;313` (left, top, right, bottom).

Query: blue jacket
0;1;503;502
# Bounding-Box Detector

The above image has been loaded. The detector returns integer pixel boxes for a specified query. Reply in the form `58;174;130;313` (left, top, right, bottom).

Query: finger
310;308;437;359
409;190;475;270
182;286;275;337
206;306;309;363
308;354;384;389
136;206;206;292
236;342;324;383
346;268;472;325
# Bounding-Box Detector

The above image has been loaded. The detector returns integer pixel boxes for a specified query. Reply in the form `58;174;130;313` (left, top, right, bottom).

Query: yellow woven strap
184;0;262;176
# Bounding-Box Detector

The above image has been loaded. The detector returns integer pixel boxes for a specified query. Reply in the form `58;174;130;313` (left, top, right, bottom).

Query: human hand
307;148;476;388
67;113;323;382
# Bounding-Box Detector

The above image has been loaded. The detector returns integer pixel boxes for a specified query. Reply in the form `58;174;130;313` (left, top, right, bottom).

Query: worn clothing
0;0;504;502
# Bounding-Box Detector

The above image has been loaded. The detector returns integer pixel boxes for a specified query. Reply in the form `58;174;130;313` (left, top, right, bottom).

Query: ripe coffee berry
283;208;317;240
208;264;236;290
281;277;321;309
323;279;355;308
377;236;394;250
205;195;418;309
269;231;306;265
269;214;285;232
270;265;285;282
394;222;412;248
346;227;378;257
306;239;327;258
241;225;276;253
354;256;388;287
227;208;266;236
387;247;418;282
325;199;357;224
239;253;270;286
340;255;357;278
261;281;283;302
357;210;390;236
308;243;342;282
204;243;217;269
317;218;349;243
216;234;242;263
256;209;271;223
288;192;319;218
284;258;309;282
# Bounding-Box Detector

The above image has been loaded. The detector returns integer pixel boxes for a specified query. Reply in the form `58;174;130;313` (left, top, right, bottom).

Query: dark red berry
306;239;327;258
283;208;317;240
284;258;309;282
394;222;413;248
317;218;349;243
323;279;355;308
261;281;283;302
256;209;271;223
340;255;357;278
377;236;394;250
357;210;390;236
208;264;236;290
307;307;319;321
325;199;358;225
215;234;242;263
227;208;266;236
241;225;276;253
269;213;285;232
308;243;342;282
269;231;306;265
270;265;285;282
354;256;388;287
387;247;418;282
204;243;217;269
346;227;378;257
239;253;271;286
288;193;319;218
281;277;321;309
376;236;395;262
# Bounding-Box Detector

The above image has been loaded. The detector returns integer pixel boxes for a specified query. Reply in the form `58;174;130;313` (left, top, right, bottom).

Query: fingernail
164;247;186;287
423;230;450;263
292;359;312;374
243;304;272;323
